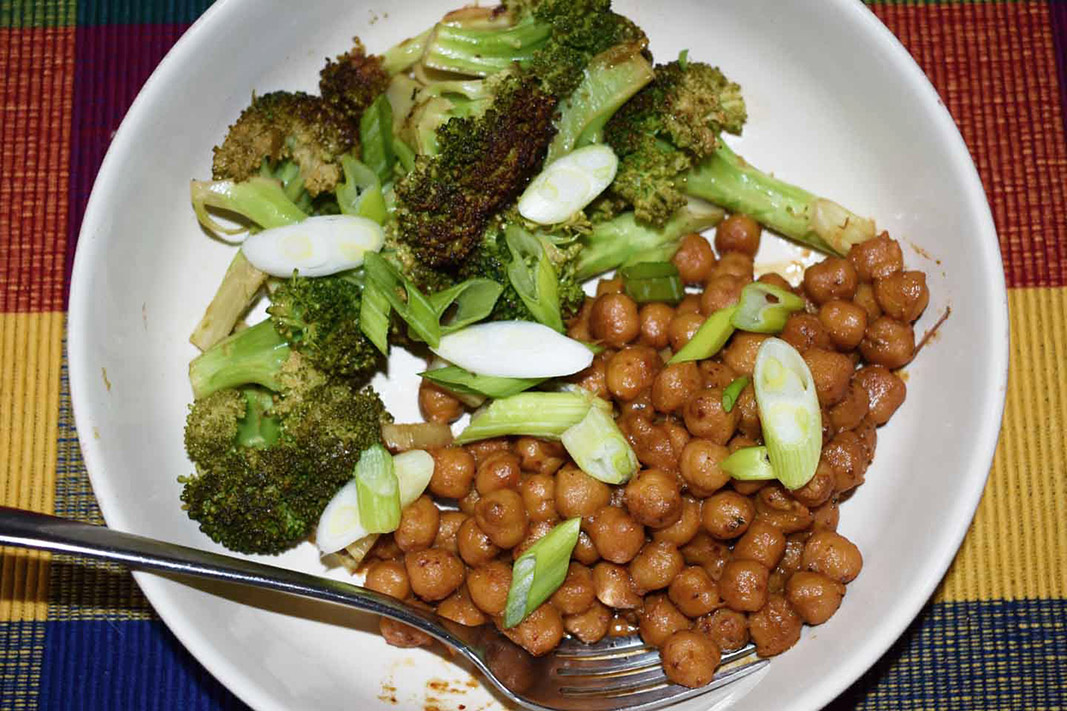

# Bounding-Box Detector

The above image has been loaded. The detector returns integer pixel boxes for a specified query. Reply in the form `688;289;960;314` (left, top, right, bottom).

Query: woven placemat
1;1;1065;709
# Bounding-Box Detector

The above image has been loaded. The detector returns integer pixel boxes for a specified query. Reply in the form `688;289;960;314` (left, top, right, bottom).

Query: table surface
1;1;1065;709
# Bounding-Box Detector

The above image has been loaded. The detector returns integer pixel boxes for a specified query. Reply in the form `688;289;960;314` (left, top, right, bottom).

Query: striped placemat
1;1;1064;708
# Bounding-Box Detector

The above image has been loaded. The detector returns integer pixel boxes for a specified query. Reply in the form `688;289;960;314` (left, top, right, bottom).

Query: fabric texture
1;1;1065;709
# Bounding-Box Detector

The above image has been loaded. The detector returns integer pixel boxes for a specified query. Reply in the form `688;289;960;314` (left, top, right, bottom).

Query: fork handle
0;506;453;642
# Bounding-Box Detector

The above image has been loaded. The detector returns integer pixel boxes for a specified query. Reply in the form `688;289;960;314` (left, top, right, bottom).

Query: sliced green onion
753;338;822;490
620;262;684;304
669;306;738;364
506;226;563;332
190;177;308;238
518;145;619;225
359;95;396;184
722;376;750;413
336;156;387;224
720;445;776;481
731;282;805;334
455;391;596;444
393;138;417;174
429;279;503;334
421;366;545;399
504;518;581;628
363;252;441;347
358;278;391;356
394;449;435;506
677;49;690;71
354;444;400;534
561;404;638;485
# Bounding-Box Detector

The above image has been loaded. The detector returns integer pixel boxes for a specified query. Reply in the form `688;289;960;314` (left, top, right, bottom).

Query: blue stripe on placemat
36;620;246;711
0;621;46;711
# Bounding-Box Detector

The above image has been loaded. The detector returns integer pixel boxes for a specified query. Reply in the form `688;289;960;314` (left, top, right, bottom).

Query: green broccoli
606;59;875;254
181;381;388;554
319;38;391;126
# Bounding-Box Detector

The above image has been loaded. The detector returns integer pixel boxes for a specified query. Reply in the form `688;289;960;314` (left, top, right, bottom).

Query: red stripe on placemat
0;28;74;313
871;1;1067;289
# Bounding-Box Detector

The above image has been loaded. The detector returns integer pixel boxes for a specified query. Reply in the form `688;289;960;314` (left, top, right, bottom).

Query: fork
0;506;766;710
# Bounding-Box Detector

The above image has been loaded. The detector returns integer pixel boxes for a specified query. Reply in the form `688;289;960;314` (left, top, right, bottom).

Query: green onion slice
428;278;503;335
393;449;435;506
620;262;685;304
504;518;581;628
337;156;387;224
358;277;391;356
720;445;777;481
354;444;401;534
420;366;545;400
455;391;598;444
722;376;750;413
669;306;738;364
363;252;441;347
359;94;396;185
561;403;638;485
506;226;564;332
731;282;805;333
753;338;822;489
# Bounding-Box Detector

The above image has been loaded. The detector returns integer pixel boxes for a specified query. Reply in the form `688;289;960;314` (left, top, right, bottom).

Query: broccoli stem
575;198;725;281
683;142;876;255
190;253;269;351
235;387;281;449
189;320;292;400
547;43;654;164
381;28;433;75
422;19;551;76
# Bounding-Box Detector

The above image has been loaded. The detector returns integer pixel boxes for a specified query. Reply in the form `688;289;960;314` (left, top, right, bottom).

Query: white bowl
68;0;1008;709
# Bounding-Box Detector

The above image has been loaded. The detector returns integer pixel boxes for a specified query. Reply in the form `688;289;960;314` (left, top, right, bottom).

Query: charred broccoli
319;38;391;125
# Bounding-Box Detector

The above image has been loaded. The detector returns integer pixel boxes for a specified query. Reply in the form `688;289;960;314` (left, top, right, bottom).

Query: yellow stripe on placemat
0;312;63;622
937;287;1067;603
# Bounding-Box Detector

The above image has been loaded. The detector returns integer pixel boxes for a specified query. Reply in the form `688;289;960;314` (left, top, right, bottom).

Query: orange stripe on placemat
871;1;1067;289
0;312;63;621
0;27;75;314
936;287;1067;603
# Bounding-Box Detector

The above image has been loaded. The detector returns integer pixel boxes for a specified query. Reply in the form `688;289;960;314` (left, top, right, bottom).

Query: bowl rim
67;1;1010;709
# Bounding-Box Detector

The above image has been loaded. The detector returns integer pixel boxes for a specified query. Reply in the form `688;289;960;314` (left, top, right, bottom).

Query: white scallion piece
753;338;822;490
518;145;618;225
432;321;593;378
241;214;384;278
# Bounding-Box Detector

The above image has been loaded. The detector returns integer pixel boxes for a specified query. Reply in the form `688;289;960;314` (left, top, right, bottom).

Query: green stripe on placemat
0;0;72;28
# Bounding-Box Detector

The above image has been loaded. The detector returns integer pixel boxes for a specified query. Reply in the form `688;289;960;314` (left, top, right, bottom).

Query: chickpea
829;381;870;433
515;437;565;476
503;603;564;657
564;600;611;644
369;535;403;562
418;379;464;424
860;317;915;369
731;478;766;496
475;451;522;495
875;271;929;322
596;277;624;296
722;333;768;377
728;433;760;453
639;595;691;647
803;257;858;305
652;496;702;546
549;562;596;615
734;521;786;572
735;385;761;439
569;352;609;399
699;361;738;389
380;617;434;649
364;560;410;600
475;489;528;549
786;571;846;625
802;530;863;583
668;312;706;351
812;497;841;531
404;549;465;602
438;585;488;627
683;388;738;444
778;534;808;578
555;464;612;519
593;562;642;609
652;362;703;414
433;511;468;554
456;518;497;568
792;460;835;508
607;346;662;401
855;416;878;464
749;594;803;656
799;348;853;408
676;294;702;314
818;300;868;351
700;275;745;315
662;630;722;688
467;560;512;616
847;234;903;281
465;438;512;467
719;559;769;612
638;303;675;349
853;281;883;322
513;519;555;559
701;491;754;540
573;530;600;566
679;438;730;497
587;506;646;564
664;421;691;460
394;495;440;552
713;251;755;282
781;312;833;352
673;233;716;284
617;390;655;423
457;488;480;516
518;474;557;524
567;298;594;341
754;484;814;534
824;430;868;493
625;469;683;529
681;532;732;581
715;215;761;256
853;365;906;425
695;608;749;652
430;447;476;499
630;541;685;594
590;293;640;348
668;566;721;618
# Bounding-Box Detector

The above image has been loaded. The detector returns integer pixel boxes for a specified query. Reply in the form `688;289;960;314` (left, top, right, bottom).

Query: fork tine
606;656;770;710
553;635;650;657
552;642;757;678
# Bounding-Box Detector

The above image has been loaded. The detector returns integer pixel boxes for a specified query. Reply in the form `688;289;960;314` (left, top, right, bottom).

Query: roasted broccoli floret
212;91;356;198
319;38;391;125
394;75;558;267
181;380;388;554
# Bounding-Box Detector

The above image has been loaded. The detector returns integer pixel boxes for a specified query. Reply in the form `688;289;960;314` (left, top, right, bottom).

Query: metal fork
0;506;766;710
